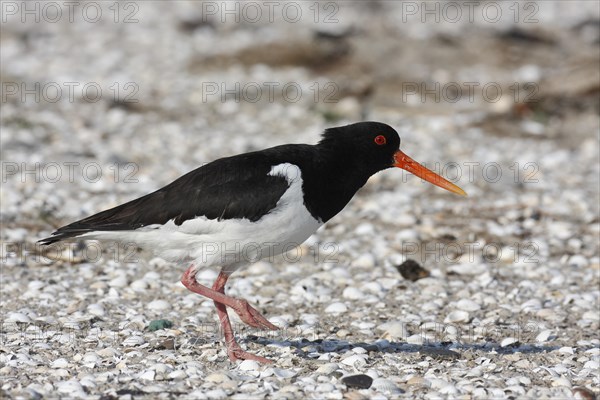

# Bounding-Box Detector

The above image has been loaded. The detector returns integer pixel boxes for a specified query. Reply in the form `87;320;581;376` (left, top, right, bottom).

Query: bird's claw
231;299;279;331
227;342;273;364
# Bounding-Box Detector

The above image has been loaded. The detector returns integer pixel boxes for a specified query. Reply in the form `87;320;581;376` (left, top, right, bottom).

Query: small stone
419;347;460;360
148;319;174;331
396;259;430;281
155;338;175;350
342;374;373;389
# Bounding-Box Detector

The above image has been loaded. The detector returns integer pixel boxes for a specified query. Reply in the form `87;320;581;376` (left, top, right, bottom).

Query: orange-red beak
394;150;467;196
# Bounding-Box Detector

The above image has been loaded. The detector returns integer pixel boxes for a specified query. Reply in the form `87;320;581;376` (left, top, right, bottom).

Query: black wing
39;153;290;245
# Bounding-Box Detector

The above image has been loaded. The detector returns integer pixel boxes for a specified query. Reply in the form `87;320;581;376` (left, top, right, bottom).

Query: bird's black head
317;121;466;195
318;121;401;174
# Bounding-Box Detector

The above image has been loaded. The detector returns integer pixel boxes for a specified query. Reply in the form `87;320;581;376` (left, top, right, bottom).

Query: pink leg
181;266;277;363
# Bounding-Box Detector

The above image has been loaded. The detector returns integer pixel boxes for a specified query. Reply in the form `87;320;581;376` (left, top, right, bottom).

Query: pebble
396;259;430;281
148;319;174;331
341;374;373;389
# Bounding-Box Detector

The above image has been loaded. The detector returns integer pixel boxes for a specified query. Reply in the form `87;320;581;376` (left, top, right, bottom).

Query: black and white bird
40;121;466;363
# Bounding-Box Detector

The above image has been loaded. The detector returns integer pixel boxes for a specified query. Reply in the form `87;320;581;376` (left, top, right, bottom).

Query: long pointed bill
394;150;467;196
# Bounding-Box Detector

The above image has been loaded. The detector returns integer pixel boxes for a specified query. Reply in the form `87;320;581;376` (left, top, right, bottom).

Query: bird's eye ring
374;135;387;145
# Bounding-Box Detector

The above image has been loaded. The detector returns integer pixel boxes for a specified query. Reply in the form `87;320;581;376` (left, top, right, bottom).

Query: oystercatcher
40;121;465;363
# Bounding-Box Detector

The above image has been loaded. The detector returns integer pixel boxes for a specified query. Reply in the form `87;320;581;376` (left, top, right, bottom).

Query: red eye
374;135;386;145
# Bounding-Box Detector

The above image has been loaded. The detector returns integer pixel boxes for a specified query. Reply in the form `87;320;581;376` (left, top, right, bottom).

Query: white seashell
55;380;84;394
51;358;69;368
558;347;574;355
239;360;260;371
152;363;173;374
96;348;118;358
343;287;364;300
273;368;297;378
341;354;368;368
536;330;555;342
130;279;149;291
325;302;347;313
582;311;600;321
406;334;423;345
168;370;187;380
147;299;170;311
501;337;519;347
139;370;155;381
109;275;128;288
123;335;145;346
371;378;402;394
7;312;31;323
316;363;338;375
456;299;481;312
87;303;105;317
378;321;408;340
444;310;469;323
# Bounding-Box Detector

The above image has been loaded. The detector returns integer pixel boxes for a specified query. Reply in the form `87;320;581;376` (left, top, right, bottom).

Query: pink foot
227;341;273;364
230;298;279;331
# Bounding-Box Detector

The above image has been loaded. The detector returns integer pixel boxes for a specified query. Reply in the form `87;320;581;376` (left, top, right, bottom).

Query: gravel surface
1;1;599;399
